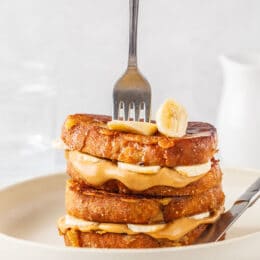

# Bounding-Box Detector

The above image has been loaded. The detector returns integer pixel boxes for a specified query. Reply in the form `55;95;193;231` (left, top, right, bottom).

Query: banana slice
77;152;101;163
107;120;157;136
118;162;160;174
175;161;211;177
127;223;165;233
65;215;97;227
156;98;188;137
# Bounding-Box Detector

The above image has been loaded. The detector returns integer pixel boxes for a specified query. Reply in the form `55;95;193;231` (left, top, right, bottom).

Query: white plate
0;168;259;260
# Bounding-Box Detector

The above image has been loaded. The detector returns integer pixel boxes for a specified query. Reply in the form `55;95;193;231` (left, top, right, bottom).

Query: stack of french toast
58;99;225;248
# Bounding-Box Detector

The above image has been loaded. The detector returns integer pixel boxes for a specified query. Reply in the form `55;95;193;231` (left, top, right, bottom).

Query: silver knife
196;177;260;244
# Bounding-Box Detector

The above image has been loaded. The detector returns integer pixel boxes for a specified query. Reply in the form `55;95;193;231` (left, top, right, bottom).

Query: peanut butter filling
66;150;210;191
58;207;223;241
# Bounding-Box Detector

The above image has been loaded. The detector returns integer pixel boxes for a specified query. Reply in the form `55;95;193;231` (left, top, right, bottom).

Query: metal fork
113;0;151;122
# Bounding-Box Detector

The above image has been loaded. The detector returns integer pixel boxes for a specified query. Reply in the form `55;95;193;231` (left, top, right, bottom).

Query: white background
1;0;260;185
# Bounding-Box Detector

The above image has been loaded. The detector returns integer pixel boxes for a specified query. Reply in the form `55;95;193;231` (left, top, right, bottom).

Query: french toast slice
67;159;222;196
61;114;217;167
66;180;225;224
60;224;208;248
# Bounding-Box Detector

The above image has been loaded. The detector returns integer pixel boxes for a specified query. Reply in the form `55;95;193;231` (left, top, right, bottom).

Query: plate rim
0;168;259;253
0;231;259;253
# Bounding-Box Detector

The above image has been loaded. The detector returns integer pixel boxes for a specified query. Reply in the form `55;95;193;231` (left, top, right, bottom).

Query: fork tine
124;101;130;121
134;103;140;121
113;89;120;120
144;101;151;122
113;100;119;120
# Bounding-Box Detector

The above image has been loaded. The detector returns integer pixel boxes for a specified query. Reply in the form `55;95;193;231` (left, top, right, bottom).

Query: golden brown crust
66;180;225;224
67;159;222;196
61;224;207;248
61;114;217;167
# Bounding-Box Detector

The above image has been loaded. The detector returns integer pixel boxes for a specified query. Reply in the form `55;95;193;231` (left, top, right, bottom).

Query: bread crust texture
62;114;218;167
61;224;207;248
66;180;225;224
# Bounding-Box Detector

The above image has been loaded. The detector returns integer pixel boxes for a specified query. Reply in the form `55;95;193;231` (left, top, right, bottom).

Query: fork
113;0;151;122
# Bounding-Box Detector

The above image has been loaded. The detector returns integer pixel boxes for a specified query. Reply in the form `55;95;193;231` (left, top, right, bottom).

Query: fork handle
128;0;139;68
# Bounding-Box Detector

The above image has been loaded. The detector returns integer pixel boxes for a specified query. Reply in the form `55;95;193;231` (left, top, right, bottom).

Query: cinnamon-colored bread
66;180;225;224
60;224;208;248
61;114;217;167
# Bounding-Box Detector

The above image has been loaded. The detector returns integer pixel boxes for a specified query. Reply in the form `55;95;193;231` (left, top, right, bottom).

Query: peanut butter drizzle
67;151;207;191
58;207;223;241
